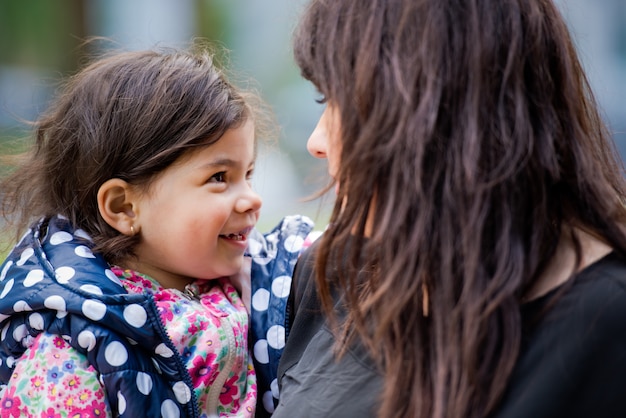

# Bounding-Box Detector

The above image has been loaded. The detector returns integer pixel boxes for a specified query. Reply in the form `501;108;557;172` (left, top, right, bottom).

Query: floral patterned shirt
0;268;256;418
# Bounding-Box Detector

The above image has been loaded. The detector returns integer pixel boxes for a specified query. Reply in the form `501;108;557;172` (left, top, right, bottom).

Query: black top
273;243;626;418
494;250;626;418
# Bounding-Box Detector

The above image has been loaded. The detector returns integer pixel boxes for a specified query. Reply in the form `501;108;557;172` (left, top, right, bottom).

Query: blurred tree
196;0;232;48
0;0;86;71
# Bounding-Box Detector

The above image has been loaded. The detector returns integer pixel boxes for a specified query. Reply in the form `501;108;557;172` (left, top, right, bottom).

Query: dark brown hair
294;0;626;417
0;46;267;264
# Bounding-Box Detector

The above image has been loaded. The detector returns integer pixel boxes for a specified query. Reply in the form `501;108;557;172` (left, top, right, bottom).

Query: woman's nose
307;113;329;159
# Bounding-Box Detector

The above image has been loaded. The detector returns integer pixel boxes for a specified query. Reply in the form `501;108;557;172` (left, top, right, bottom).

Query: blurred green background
0;0;332;238
1;0;625;249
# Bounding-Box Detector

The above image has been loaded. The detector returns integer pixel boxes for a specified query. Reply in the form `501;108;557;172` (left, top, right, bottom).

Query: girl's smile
219;226;254;248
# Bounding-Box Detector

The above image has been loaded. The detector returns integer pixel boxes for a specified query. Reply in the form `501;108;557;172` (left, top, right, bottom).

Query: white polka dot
284;235;304;253
74;228;92;240
75;245;95;258
136;372;153;395
306;230;323;244
266;233;279;245
247;238;263;256
172;381;192;404
6;356;15;368
270;378;280;398
77;330;97;351
23;269;44;287
254;339;270;364
50;231;73;245
16;248;34;266
55;266;75;283
9;323;28;344
267;325;286;350
13;300;32;312
124;304;147;328
117;391;127;414
252;288;270;312
105;341;128;366
0;313;9;322
0;260;13;281
262;390;275;413
271;276;292;298
44;295;66;312
29;313;45;330
161;399;180;418
82;299;107;321
0;279;13;299
80;284;103;295
155;343;174;358
105;269;123;286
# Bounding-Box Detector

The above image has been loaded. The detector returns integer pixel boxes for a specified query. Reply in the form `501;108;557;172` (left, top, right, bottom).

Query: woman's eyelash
315;96;327;104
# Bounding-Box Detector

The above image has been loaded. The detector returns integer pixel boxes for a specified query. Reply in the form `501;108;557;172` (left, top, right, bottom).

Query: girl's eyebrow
201;158;237;168
200;158;255;169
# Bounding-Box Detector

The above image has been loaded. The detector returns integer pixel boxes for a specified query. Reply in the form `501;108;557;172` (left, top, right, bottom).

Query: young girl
275;0;626;417
0;47;313;418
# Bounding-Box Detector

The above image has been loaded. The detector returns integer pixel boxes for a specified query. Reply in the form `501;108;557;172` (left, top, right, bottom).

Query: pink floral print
0;333;109;418
0;268;256;417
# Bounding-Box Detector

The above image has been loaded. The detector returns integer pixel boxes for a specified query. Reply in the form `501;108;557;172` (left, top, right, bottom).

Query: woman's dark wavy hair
294;0;626;417
1;45;267;264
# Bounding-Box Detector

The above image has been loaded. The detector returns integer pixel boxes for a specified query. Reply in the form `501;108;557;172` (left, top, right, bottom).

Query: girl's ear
97;178;138;236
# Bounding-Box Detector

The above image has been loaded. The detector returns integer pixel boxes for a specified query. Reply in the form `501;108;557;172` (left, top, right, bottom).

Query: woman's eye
246;168;255;180
315;95;327;104
209;172;226;183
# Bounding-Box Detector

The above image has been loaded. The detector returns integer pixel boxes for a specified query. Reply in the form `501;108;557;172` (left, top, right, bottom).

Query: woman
274;0;626;417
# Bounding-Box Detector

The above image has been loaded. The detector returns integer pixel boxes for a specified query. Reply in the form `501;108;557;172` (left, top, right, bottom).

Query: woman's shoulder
570;250;626;311
583;249;626;281
497;252;626;418
570;251;626;337
527;251;626;337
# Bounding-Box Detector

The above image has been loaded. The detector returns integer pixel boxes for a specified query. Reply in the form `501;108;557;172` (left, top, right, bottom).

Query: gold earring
130;225;135;236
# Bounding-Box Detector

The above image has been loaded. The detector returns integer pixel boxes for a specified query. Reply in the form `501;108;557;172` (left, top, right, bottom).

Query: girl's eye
246;167;255;180
209;172;226;183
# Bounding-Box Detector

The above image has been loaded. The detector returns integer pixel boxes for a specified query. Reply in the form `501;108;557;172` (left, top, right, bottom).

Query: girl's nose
235;185;262;214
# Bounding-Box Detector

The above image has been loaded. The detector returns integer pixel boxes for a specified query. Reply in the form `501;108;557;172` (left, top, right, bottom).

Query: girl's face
129;119;261;290
307;104;342;190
